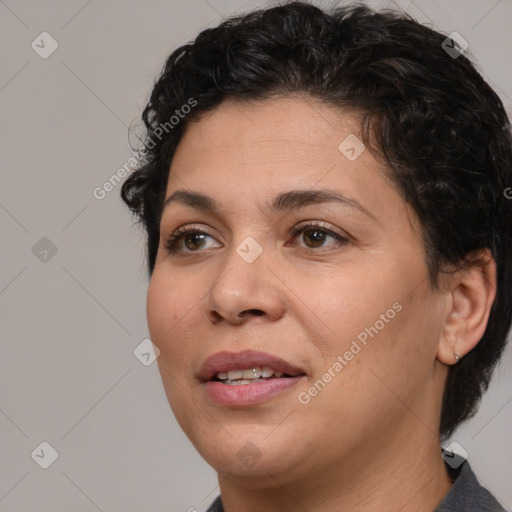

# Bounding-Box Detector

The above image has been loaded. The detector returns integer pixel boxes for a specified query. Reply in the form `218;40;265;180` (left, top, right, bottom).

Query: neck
217;421;453;512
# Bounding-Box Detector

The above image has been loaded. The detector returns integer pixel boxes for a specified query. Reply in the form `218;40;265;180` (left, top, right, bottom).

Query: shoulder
435;460;508;511
205;495;224;512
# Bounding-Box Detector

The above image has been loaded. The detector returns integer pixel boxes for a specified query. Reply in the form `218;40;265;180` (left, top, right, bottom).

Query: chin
190;424;312;482
204;446;303;483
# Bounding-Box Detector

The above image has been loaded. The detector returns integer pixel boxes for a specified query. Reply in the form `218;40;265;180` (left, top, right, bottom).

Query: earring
454;353;460;363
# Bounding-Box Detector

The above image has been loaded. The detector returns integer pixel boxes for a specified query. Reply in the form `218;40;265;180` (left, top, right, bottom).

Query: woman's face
147;96;449;483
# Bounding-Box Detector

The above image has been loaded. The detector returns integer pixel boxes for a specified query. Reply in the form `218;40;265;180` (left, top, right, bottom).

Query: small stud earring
454;353;460;363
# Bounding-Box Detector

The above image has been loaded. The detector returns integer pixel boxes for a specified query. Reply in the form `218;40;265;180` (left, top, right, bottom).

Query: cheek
146;271;200;421
296;269;399;358
305;269;436;394
146;265;221;400
146;275;170;342
146;269;197;355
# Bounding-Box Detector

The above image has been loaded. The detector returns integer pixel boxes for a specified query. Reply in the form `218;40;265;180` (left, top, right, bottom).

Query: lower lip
203;376;305;406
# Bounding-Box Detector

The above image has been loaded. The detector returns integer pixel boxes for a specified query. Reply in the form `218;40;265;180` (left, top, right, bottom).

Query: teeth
261;367;274;378
242;368;261;379
215;366;285;382
225;379;253;386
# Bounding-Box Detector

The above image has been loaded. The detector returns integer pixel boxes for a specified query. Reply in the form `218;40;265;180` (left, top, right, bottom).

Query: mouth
199;350;307;406
212;366;292;385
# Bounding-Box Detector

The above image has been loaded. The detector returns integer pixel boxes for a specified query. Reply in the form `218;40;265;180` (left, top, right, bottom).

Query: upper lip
198;349;306;381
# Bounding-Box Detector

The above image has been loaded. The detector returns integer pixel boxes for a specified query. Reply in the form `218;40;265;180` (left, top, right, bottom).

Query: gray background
1;0;511;511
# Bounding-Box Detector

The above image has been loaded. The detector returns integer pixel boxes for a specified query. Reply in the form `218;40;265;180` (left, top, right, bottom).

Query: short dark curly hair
121;0;512;440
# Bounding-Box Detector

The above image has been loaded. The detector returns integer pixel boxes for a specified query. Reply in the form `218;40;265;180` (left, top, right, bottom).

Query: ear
436;249;497;365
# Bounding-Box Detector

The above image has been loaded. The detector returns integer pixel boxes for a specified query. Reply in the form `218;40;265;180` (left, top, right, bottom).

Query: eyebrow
162;189;377;221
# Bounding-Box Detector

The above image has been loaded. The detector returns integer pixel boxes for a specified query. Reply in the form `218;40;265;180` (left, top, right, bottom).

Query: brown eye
289;222;349;251
165;226;220;253
302;228;328;248
183;233;207;251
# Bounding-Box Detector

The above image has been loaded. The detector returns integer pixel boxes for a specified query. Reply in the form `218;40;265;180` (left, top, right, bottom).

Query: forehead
174;95;360;163
165;95;416;231
169;95;375;191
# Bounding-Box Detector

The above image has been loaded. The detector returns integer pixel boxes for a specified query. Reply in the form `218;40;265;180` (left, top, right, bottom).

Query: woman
121;2;512;510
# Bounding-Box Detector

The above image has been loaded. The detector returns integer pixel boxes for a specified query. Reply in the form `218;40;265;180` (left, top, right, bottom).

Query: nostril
242;309;265;317
208;311;223;324
208;309;265;325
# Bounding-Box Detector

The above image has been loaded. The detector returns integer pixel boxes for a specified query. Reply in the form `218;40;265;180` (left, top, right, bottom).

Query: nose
204;243;286;326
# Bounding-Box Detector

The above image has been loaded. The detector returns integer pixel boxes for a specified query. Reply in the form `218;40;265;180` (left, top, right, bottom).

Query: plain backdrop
1;0;511;511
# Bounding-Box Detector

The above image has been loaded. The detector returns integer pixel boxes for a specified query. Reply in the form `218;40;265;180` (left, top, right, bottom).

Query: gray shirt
205;461;508;511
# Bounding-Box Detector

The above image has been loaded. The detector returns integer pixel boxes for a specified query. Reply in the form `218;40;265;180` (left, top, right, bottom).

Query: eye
164;225;221;253
287;221;349;250
164;221;349;255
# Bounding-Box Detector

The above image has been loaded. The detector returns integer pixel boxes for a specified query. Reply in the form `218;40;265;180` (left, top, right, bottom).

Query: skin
146;95;496;512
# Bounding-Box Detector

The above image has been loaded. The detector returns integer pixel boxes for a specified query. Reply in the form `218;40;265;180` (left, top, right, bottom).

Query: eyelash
164;222;349;254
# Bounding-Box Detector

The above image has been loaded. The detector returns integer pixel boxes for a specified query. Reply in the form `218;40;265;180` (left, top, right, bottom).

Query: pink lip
198;350;307;407
198;349;305;380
